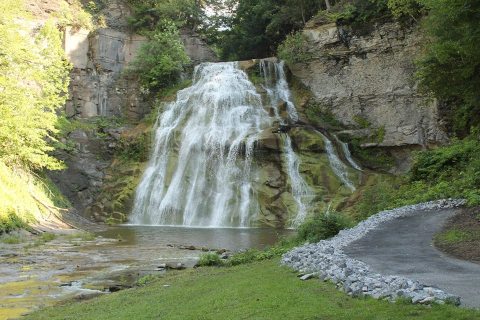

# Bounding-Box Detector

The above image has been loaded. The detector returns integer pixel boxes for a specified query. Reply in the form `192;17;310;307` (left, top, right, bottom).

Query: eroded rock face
64;25;217;122
49;129;112;212
290;22;448;148
180;29;218;65
59;1;218;216
65;27;149;121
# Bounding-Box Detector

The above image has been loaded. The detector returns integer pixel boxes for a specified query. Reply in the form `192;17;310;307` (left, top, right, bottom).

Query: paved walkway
344;209;480;308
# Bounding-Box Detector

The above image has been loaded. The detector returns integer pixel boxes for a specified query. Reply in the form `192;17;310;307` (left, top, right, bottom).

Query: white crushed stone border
282;199;467;305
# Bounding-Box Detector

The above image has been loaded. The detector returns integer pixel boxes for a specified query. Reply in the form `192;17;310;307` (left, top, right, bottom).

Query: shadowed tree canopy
219;0;325;60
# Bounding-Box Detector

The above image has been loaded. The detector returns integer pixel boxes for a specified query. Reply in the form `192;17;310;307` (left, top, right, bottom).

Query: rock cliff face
65;27;148;120
52;0;217;216
290;22;448;149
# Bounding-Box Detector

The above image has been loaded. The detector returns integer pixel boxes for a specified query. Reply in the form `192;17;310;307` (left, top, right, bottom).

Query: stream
0;227;291;319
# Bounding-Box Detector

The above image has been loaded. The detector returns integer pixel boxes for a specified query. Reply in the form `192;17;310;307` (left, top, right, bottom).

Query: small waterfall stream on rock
317;130;356;192
334;134;362;171
259;60;313;226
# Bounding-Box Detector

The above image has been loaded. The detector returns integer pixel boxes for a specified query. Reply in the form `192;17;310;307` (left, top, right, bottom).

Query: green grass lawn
26;259;480;320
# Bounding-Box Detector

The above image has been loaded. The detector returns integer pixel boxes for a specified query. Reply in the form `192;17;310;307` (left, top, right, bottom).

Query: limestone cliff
289;21;448;158
48;0;217;216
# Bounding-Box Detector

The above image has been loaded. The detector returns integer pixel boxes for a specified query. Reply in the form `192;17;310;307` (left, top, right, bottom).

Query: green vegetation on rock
351;137;480;220
297;211;354;243
129;20;190;91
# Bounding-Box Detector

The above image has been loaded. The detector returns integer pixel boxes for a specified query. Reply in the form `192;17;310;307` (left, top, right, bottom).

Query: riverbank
25;258;480;320
0;226;286;319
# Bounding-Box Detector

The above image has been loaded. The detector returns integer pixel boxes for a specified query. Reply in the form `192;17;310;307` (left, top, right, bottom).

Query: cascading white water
130;62;271;227
260;59;313;226
317;131;356;192
334;134;362;171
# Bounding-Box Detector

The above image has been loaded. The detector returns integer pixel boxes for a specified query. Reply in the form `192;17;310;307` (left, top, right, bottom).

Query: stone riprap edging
282;199;466;305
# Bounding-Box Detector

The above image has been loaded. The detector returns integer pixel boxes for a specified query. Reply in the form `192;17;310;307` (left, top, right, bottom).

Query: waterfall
130;59;354;228
334;135;362;171
317;131;356;192
130;62;270;227
260;59;313;226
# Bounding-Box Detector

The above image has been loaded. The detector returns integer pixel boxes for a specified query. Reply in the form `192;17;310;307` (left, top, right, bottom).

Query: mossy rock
289;128;325;152
256;129;282;152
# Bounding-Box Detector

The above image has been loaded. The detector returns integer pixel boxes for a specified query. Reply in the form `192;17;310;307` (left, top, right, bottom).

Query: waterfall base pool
0;226;294;319
98;225;294;251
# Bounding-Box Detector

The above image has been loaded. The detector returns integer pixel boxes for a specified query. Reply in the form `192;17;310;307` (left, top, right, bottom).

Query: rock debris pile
282;199;466;305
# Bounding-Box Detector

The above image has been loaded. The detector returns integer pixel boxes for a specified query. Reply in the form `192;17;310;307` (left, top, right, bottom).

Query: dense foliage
0;0;72;232
354;137;480;220
129;20;190;90
126;0;205;30
296;212;353;243
416;0;480;136
220;0;325;60
0;2;71;170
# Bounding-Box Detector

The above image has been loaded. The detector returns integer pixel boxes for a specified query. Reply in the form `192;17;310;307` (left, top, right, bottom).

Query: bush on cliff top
129;20;190;91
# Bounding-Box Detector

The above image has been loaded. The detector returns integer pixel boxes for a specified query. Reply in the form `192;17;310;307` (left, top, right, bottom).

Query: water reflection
97;226;295;251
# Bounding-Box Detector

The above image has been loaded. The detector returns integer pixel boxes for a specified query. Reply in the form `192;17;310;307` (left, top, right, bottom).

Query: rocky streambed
282;199;467;305
0;226;288;319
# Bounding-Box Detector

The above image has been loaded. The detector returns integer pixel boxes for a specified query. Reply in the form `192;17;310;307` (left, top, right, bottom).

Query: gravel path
282;200;475;306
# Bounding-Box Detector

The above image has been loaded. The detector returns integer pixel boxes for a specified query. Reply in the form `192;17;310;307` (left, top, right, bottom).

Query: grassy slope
0;161;71;233
27;259;480;320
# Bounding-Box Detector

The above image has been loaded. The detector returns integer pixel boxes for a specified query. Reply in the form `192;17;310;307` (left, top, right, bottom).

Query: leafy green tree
127;0;207;31
416;0;480;136
220;0;323;60
0;0;71;170
129;20;191;90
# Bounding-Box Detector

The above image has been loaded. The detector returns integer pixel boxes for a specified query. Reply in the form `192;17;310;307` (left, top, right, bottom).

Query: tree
0;0;71;170
416;0;480;136
219;0;322;60
129;20;191;90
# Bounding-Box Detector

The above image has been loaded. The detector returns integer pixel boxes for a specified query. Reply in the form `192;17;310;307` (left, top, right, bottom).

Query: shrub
296;212;353;243
387;0;423;19
1;234;22;244
197;252;223;267
278;32;313;65
129;20;190;90
225;244;294;267
0;211;26;235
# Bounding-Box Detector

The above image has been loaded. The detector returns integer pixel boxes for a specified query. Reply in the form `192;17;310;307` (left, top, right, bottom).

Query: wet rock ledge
282;199;466;305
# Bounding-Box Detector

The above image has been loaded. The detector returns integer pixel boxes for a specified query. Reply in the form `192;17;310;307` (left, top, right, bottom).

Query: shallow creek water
0;226;291;319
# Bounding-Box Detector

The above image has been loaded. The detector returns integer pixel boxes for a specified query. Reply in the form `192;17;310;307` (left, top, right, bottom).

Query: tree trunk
325;0;332;11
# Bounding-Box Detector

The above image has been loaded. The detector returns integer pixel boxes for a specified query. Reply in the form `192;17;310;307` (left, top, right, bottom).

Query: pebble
281;199;465;305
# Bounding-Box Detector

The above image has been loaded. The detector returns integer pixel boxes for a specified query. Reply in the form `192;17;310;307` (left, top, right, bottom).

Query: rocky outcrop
180;29;218;65
290;22;448;148
64;27;149;120
49;129;113;213
58;0;218;218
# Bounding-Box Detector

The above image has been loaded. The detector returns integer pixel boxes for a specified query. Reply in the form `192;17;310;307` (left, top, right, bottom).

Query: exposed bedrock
288;22;448;168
